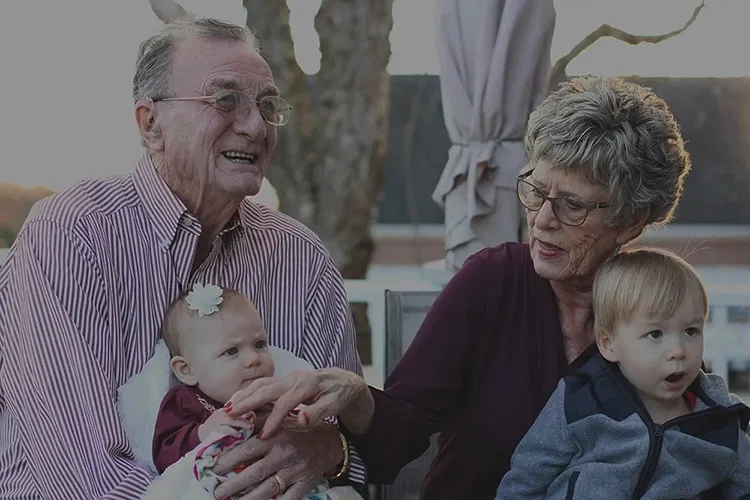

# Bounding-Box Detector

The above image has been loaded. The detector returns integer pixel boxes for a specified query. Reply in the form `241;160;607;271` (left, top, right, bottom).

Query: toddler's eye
646;330;663;340
224;347;239;356
254;340;267;350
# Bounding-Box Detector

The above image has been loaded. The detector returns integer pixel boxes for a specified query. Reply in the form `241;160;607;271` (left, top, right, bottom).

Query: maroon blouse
346;243;589;499
152;384;222;473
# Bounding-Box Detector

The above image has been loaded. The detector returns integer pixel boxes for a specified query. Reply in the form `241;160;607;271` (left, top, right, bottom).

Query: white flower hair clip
185;282;224;317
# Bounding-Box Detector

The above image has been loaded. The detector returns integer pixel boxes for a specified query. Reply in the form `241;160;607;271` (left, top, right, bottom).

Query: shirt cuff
347;441;367;486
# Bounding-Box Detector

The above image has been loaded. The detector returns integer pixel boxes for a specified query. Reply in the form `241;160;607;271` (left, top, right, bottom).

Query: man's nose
233;103;268;139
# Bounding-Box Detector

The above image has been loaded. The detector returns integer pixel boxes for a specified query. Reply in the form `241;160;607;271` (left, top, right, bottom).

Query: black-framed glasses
151;90;292;126
516;170;609;227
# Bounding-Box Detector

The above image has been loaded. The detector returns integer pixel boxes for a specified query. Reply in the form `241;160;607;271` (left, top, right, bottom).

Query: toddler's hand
198;409;254;442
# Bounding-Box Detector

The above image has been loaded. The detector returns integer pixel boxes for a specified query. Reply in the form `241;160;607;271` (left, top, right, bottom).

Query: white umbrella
432;0;556;271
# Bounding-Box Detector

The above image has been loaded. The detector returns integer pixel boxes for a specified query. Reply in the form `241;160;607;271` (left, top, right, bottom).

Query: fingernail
223;402;233;413
257;430;264;439
300;411;309;426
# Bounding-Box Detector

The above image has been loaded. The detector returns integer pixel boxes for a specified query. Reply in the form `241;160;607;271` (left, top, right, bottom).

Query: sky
0;0;748;192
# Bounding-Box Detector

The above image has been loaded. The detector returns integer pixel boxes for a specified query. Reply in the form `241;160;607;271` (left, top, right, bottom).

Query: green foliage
0;225;16;247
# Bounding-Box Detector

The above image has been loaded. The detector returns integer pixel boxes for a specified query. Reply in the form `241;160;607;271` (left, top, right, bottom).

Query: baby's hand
198;410;254;442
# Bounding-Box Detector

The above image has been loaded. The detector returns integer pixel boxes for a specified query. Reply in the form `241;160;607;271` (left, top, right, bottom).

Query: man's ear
135;100;164;151
596;333;618;362
170;356;198;386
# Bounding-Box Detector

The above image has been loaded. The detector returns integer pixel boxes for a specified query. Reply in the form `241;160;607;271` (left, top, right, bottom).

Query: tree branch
550;0;706;83
243;0;315;220
147;0;193;23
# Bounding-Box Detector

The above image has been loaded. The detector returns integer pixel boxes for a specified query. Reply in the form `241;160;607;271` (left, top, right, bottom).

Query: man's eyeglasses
151;90;292;126
516;170;609;227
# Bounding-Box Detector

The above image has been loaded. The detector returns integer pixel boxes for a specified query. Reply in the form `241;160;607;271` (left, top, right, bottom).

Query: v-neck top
347;242;593;499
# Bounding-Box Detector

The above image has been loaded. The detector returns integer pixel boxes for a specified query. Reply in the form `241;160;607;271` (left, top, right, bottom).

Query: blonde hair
593;248;708;339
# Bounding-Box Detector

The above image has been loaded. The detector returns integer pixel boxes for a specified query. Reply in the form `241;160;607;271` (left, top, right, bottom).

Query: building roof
378;75;750;226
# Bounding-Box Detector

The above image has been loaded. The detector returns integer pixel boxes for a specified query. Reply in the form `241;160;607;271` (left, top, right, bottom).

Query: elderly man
0;18;366;500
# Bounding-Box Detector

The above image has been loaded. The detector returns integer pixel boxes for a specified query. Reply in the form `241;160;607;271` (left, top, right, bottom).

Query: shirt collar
684;389;698;412
133;153;245;248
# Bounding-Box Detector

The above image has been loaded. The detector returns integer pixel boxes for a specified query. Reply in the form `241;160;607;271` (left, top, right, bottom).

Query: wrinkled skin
211;419;342;500
227;368;374;439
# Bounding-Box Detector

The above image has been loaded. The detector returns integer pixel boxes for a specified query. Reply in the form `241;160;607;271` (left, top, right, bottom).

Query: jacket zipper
631;423;663;499
630;405;742;498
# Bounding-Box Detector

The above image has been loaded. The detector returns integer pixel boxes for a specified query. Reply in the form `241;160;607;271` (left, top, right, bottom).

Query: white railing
2;248;749;390
348;267;750;392
344;277;440;388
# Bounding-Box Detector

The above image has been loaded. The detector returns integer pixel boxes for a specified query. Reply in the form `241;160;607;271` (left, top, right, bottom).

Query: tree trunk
244;1;393;282
243;1;394;362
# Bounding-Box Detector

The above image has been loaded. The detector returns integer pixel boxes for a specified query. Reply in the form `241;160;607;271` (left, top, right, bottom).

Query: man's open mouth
222;151;257;164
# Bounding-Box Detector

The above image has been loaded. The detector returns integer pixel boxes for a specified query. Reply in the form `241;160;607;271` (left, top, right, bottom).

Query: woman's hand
212;423;342;500
226;368;374;439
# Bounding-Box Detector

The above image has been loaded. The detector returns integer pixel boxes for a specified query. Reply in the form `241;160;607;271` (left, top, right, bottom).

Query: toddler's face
598;284;705;418
171;296;275;404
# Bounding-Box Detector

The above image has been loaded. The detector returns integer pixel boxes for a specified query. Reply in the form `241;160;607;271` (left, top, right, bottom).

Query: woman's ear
596;333;618;362
134;100;164;151
615;216;647;248
170;356;198;386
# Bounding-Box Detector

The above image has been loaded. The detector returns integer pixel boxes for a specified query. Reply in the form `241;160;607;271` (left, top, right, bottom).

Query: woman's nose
534;199;559;230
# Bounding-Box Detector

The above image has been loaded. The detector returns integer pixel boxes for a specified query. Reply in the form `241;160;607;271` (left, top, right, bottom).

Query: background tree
549;0;706;89
0;226;16;248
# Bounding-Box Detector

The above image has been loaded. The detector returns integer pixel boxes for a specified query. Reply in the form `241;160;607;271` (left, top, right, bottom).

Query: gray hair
132;18;260;102
525;76;691;229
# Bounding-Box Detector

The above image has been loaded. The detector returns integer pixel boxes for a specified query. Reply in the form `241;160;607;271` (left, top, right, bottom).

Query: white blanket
116;340;316;499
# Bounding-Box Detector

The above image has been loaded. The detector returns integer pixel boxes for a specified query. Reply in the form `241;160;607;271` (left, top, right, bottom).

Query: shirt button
183;217;193;228
160;238;170;249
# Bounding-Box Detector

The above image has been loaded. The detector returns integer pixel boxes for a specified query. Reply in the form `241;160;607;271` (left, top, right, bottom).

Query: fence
1;248;750;392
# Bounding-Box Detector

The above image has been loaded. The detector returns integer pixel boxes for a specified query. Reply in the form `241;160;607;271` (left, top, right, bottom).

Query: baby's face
599;284;705;418
176;297;275;404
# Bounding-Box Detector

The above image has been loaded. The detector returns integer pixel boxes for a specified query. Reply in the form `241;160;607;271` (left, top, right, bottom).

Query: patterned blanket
193;428;361;500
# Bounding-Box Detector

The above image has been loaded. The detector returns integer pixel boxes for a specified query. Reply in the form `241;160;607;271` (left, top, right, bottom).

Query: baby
153;284;274;472
495;248;750;499
152;283;362;500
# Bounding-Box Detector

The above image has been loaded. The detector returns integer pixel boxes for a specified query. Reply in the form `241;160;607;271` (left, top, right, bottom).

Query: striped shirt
0;154;366;499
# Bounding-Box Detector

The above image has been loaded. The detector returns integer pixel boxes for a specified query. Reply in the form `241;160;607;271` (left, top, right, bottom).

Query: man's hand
212;422;343;500
199;410;254;442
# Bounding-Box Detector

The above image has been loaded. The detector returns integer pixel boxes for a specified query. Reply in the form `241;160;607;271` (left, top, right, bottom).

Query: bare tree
148;0;394;359
549;0;707;88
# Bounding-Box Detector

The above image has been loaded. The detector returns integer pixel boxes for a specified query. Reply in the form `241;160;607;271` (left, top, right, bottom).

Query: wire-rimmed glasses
516;170;609;227
152;90;292;126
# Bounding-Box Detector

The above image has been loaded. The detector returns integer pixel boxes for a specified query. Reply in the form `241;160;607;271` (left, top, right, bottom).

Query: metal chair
375;290;441;500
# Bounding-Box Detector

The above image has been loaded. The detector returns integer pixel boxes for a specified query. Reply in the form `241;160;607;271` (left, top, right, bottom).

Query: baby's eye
254;340;267;350
646;330;663;340
224;347;239;356
685;327;701;337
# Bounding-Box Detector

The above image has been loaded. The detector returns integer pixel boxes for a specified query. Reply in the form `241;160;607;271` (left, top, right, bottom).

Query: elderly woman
219;76;691;499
